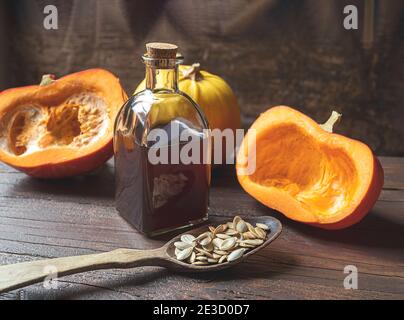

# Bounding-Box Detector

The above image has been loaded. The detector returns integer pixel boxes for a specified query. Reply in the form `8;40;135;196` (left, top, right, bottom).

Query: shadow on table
10;164;115;199
179;249;298;284
30;268;169;300
34;253;295;299
254;202;404;251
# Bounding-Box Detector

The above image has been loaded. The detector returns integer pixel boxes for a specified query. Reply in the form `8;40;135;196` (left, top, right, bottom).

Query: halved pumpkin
0;69;127;178
236;106;384;230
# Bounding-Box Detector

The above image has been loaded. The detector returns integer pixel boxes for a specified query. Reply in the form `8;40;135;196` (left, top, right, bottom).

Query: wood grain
0;248;165;293
0;157;403;300
0;216;281;293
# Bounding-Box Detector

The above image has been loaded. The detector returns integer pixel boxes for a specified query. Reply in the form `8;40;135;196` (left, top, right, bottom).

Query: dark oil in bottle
115;121;210;237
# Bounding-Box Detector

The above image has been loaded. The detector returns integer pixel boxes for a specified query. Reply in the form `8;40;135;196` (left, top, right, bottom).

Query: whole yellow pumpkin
134;63;241;134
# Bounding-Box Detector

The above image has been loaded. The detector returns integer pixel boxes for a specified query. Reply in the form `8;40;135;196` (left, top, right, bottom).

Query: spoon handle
0;248;164;293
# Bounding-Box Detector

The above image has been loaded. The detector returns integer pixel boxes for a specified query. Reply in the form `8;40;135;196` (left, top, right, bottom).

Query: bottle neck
145;65;179;92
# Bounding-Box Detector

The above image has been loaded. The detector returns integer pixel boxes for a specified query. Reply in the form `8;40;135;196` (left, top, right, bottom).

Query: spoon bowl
163;216;282;272
0;216;282;293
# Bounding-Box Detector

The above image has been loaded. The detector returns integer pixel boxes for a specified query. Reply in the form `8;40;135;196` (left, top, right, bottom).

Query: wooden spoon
0;216;282;293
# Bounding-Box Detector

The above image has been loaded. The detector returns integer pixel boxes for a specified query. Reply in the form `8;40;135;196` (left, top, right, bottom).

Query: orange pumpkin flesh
0;69;127;178
236;106;384;229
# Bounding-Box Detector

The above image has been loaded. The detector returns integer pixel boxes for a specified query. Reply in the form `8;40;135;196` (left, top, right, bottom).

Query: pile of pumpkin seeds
174;216;269;265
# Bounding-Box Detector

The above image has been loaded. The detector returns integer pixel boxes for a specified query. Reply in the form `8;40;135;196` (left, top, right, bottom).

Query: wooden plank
0;157;403;299
380;189;404;202
379;157;404;190
0;251;402;300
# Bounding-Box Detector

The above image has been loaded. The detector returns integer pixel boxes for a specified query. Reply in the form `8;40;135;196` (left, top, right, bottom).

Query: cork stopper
146;43;178;59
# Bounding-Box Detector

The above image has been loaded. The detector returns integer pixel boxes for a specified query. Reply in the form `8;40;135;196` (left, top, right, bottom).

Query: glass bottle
114;43;211;237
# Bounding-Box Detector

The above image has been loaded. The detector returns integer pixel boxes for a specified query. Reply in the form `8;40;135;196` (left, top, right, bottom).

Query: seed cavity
0;93;109;156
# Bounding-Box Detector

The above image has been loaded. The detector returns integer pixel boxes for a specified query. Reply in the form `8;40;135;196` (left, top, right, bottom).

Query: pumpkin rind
0;69;127;178
236;106;384;229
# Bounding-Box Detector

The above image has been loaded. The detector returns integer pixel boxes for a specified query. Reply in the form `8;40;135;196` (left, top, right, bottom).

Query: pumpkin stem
320;110;342;133
182;63;203;81
40;74;56;86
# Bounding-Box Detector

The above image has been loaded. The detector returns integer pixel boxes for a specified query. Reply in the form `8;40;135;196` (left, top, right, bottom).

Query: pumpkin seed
199;236;212;246
236;220;248;233
227;248;245;262
225;229;239;236
214;224;227;235
214;250;228;255
239;243;256;248
256;223;269;230
242;239;264;246
247;222;257;234
220;237;237;251
196;256;208;261
195;232;212;242
242;231;257;240
181;234;196;244
175;248;181;256
193;261;209;266
174;241;194;250
176;247;194;261
212;238;224;248
202;242;214;252
195;247;214;258
254;227;267;239
216;233;231;240
189;251;196;263
232;216;242;229
208;226;216;233
208;258;219;264
212;253;222;259
227;245;243;252
219;255;228;264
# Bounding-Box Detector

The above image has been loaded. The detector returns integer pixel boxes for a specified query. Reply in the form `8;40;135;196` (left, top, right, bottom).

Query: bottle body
114;52;211;237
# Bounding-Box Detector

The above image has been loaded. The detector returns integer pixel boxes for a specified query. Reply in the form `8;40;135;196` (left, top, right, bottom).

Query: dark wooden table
0;157;403;300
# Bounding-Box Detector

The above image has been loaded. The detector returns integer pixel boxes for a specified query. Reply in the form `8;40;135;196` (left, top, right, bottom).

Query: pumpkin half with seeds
0;69;127;178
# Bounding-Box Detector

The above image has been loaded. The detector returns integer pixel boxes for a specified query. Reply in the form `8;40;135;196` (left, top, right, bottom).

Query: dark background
0;0;403;155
